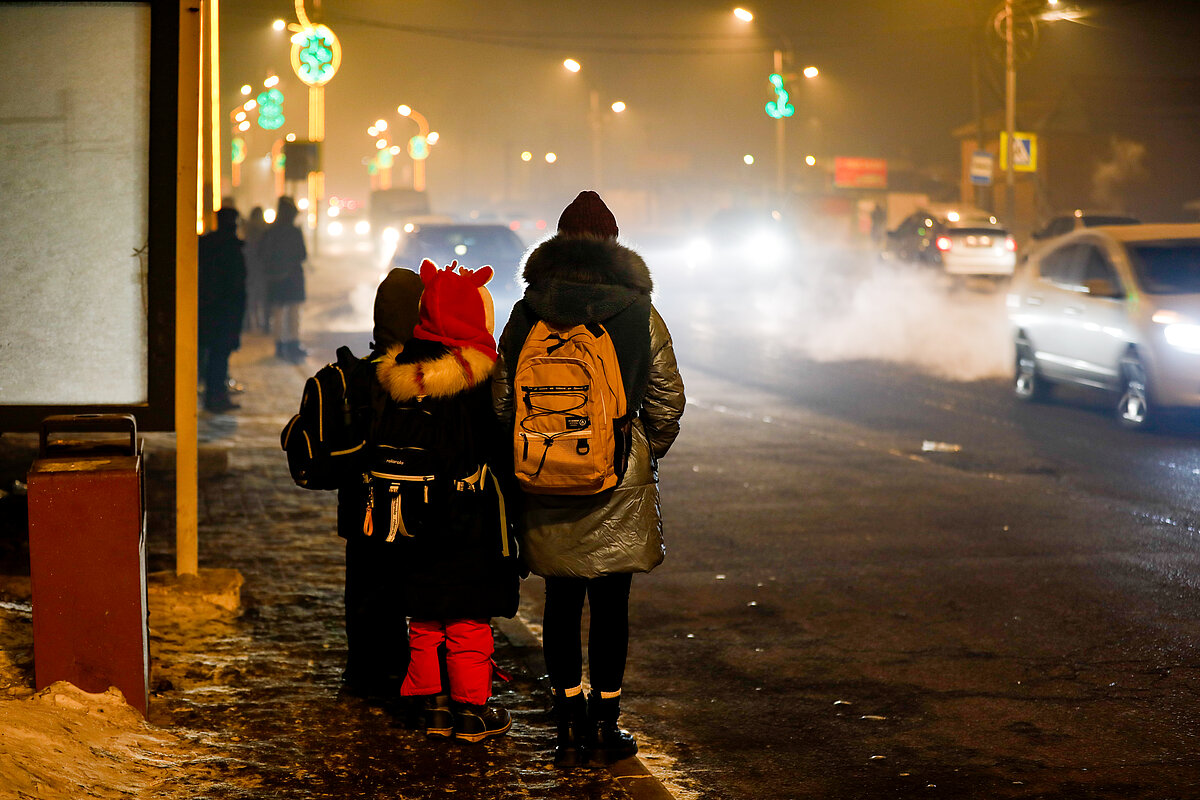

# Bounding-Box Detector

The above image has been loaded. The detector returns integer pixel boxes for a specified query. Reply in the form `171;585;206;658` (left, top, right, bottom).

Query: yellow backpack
512;320;630;495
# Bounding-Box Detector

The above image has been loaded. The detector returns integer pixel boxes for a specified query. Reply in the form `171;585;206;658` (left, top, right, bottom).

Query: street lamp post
734;8;817;204
397;105;436;192
564;59;625;192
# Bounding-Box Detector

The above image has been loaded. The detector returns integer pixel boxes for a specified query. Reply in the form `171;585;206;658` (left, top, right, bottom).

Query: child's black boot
553;691;591;768
588;691;638;763
423;694;454;739
453;700;511;743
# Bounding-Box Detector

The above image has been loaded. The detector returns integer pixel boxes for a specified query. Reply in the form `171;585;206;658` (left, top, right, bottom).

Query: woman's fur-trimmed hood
522;234;652;293
520;234;652;326
376;342;495;403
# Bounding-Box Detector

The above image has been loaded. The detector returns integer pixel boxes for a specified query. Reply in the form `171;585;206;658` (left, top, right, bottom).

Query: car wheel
1014;341;1050;402
1116;353;1154;430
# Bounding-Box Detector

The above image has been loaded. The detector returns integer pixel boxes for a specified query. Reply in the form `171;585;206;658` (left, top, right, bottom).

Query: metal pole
176;0;201;577
774;48;785;201
590;89;602;191
1004;0;1016;226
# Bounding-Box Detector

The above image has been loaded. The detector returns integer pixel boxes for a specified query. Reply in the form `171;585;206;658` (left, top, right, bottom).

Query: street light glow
744;154;755;165
240;84;252;96
611;101;627;113
375;119;388;131
803;66;819;78
397;105;412;117
427;131;440;145
285;132;297;142
272;19;286;31
389;145;401;155
264;75;279;88
545;152;558;163
521;151;533;162
805;155;817;166
376;139;387;150
367;126;378;136
243;99;257;111
733;7;754;22
563;58;581;73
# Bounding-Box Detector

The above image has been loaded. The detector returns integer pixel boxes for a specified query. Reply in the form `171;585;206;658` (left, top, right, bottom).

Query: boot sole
454;717;512;743
425;726;454;739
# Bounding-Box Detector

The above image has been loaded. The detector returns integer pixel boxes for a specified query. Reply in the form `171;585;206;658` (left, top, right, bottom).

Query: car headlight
382;226;401;246
684;236;713;266
746;229;787;264
1154;310;1200;353
327;220;344;236
355;220;371;236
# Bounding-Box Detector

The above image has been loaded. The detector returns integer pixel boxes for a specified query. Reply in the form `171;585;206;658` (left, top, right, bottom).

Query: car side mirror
1083;278;1122;298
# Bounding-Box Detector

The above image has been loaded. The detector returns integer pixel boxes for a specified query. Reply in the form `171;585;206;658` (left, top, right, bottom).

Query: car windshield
409;227;524;260
1125;239;1200;294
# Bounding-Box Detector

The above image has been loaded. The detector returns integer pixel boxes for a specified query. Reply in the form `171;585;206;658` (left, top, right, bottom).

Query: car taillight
1005;236;1016;252
936;236;952;251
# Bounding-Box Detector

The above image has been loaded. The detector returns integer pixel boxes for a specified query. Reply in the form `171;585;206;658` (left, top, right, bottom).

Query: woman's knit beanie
557;190;618;239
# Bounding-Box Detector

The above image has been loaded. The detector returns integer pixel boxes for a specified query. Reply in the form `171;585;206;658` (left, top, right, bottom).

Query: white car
885;206;1016;282
1007;223;1200;429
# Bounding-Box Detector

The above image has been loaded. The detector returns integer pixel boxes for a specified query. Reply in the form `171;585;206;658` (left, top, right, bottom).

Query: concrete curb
494;613;679;800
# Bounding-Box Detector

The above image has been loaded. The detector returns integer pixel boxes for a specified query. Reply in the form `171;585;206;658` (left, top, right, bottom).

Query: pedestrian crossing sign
999;131;1038;172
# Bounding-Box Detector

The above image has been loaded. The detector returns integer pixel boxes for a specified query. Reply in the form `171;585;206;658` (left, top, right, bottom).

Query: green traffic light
765;73;795;120
257;88;285;131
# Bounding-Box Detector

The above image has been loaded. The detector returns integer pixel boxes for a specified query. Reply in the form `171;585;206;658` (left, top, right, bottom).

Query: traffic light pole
774;48;786;201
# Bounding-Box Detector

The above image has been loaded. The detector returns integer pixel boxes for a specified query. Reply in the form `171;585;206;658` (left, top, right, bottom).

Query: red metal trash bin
26;413;149;717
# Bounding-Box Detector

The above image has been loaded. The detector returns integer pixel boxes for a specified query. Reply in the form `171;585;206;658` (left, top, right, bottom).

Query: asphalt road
304;244;1200;799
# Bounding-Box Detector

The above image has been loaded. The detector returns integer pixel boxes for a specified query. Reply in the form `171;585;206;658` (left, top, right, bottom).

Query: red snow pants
400;618;494;705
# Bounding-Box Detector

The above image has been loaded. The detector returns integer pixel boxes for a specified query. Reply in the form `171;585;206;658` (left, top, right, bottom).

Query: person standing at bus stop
198;206;247;413
263;196;308;364
492;190;686;767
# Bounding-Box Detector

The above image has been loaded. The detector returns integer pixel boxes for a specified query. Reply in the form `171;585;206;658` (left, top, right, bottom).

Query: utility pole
1004;0;1016;226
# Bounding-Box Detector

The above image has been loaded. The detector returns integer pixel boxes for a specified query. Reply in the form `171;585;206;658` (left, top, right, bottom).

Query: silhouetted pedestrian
242;205;270;333
338;267;424;703
198;206;247;413
263;196;308;363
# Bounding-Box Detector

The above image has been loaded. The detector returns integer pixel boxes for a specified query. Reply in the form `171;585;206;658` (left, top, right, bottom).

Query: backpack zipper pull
386;484;408;542
363;483;374;537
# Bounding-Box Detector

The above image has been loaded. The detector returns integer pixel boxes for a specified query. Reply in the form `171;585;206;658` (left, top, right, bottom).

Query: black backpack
280;346;370;490
361;384;509;553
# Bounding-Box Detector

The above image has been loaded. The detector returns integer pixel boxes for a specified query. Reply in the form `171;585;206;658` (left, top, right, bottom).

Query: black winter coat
360;338;520;621
198;227;246;351
262;206;307;305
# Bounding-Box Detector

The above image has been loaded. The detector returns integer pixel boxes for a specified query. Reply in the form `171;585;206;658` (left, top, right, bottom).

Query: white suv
1007;223;1200;429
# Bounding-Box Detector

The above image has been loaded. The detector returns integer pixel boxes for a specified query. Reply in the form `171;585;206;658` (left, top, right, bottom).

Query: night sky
219;1;1200;221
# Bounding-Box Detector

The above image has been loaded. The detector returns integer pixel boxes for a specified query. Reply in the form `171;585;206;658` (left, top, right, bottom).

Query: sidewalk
147;332;676;798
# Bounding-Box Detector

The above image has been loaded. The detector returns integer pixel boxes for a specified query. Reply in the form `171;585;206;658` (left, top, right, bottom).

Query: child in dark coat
368;259;520;742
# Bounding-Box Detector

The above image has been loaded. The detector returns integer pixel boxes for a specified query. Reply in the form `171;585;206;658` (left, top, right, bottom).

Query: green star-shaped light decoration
291;25;341;87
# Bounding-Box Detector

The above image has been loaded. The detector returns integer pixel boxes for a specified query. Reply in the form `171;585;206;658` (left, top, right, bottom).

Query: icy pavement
0;332;656;799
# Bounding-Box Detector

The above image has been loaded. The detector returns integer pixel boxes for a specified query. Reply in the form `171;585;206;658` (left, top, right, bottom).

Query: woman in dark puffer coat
493;191;686;767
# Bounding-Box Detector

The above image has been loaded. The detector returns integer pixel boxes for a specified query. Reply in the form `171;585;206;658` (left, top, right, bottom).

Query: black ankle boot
552;692;591;768
423;693;454;739
588;692;638;764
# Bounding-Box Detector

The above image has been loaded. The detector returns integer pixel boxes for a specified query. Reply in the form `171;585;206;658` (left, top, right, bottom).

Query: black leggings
542;573;633;694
